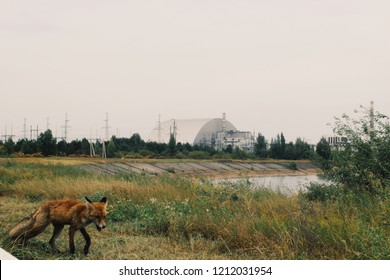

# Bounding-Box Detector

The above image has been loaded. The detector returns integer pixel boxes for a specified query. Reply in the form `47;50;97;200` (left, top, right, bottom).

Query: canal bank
79;160;320;179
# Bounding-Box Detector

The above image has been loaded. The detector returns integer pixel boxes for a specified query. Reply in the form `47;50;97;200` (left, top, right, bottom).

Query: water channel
214;175;328;195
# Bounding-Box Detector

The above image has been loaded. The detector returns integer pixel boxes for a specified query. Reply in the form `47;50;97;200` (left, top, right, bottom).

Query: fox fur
9;197;108;255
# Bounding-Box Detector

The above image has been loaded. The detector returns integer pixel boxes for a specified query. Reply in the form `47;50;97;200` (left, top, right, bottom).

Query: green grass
0;159;389;259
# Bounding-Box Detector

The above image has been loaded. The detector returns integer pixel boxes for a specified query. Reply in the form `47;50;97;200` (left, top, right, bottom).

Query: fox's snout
96;223;106;231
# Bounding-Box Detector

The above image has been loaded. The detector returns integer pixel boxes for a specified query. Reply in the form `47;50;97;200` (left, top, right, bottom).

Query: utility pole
102;139;107;158
30;125;39;140
88;130;96;157
154;114;163;143
22;118;27;139
62;113;70;142
100;113;110;159
169;119;178;140
90;141;96;157
103;113;110;141
89;139;96;157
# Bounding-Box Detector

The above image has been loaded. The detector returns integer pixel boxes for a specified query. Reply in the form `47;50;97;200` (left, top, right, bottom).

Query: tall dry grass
0;159;389;259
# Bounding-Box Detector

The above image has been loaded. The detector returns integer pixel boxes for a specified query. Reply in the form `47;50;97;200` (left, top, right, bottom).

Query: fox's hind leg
49;224;64;253
20;208;50;244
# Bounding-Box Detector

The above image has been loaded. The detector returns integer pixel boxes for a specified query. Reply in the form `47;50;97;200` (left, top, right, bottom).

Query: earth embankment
80;160;319;178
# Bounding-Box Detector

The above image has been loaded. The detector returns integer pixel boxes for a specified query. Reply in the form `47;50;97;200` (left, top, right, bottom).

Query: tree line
0;129;329;160
2;106;388;196
254;132;316;160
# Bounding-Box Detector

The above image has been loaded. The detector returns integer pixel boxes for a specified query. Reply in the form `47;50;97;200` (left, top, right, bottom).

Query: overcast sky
1;0;389;144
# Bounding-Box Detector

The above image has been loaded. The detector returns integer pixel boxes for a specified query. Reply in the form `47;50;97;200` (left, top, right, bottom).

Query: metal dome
193;118;236;145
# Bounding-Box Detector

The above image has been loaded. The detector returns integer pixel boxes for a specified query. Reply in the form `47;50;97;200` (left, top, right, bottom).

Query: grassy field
0;158;389;260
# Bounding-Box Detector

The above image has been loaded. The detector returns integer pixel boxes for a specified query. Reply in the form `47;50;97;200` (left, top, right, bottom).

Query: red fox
9;197;107;255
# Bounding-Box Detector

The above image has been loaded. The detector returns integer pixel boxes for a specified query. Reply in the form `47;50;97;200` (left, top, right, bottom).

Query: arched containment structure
193;119;236;146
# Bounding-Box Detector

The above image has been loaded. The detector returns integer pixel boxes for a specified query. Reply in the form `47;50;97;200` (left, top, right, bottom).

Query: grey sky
1;0;389;144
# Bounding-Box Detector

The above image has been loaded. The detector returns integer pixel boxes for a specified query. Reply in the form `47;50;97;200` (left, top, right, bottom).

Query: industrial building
147;114;254;151
325;136;348;147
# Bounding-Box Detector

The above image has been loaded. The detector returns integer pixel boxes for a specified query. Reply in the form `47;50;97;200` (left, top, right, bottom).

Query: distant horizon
1;1;389;145
0;102;384;145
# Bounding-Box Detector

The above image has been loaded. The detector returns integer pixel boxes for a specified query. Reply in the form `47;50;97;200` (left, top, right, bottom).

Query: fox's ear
85;197;93;210
100;197;107;204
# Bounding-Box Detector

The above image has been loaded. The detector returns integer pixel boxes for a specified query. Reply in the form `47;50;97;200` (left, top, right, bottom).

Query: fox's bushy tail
9;206;50;243
9;215;35;239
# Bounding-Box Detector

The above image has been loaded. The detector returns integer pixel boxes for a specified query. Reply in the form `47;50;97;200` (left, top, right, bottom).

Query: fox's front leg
80;228;91;255
68;227;77;254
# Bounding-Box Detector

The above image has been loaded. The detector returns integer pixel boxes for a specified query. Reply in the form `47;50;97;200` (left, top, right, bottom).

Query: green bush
322;107;390;194
304;183;341;202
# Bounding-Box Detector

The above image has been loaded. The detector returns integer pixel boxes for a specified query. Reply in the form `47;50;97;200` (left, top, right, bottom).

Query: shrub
304;183;341;202
322;106;390;194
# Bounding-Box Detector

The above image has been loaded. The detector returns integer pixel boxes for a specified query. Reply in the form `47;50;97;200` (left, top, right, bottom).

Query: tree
280;133;286;158
254;133;268;158
107;138;117;158
128;133;145;152
68;140;83;155
4;138;15;155
167;133;176;157
270;133;286;159
81;138;90;155
270;135;280;159
15;139;25;153
294;138;311;159
0;142;5;156
316;137;331;160
322;106;390;193
37;129;57;156
21;139;38;154
57;139;68;155
284;141;296;160
224;145;233;154
232;146;247;159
